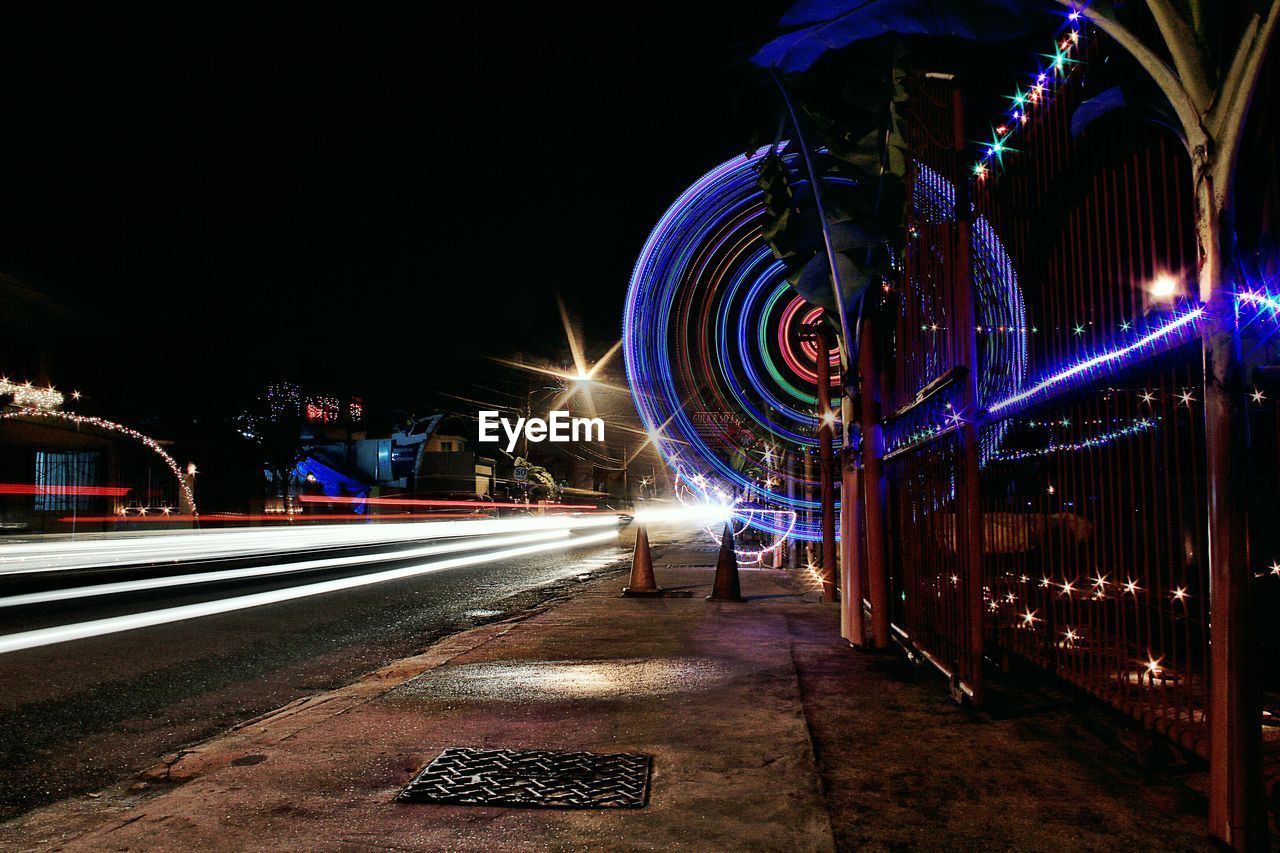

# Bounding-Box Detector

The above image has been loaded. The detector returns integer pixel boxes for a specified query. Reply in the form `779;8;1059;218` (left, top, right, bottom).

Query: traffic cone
706;523;745;602
622;525;663;597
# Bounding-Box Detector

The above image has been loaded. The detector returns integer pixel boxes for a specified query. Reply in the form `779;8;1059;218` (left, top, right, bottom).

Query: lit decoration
623;141;844;543
348;397;364;422
973;11;1086;179
1171;586;1189;602
0;409;197;514
1020;608;1039;627
869;160;1030;461
625;145;1025;541
265;382;301;419
987;304;1206;417
1269;562;1280;577
1122;578;1141;595
0;377;64;410
306;395;341;423
1251;388;1266;405
989;418;1157;462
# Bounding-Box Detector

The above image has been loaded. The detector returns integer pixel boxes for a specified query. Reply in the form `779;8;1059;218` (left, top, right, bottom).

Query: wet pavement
0;533;633;820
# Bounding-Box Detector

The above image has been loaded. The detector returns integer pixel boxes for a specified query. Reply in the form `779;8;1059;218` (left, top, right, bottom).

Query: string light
1;409;197;514
990;418;1156;462
988;305;1206;416
0;378;64;410
974;14;1087;179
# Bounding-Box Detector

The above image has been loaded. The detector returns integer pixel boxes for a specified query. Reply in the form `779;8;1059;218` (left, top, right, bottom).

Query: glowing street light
1149;273;1179;303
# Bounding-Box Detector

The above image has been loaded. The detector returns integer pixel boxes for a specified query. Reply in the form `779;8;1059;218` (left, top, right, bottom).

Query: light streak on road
632;504;733;525
0;529;569;608
297;496;600;509
0;530;620;655
0;483;131;497
0;515;621;575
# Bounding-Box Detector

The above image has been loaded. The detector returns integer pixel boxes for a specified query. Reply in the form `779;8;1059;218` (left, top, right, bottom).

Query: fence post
840;443;865;645
859;312;891;649
815;320;838;602
951;86;985;704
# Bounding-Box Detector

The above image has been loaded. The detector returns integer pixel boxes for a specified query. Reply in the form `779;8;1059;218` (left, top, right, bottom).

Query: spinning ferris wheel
623;142;1026;549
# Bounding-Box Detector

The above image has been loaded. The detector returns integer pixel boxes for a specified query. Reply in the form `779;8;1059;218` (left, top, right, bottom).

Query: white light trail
0;529;568;609
0;530;619;655
632;504;733;525
0;515;620;575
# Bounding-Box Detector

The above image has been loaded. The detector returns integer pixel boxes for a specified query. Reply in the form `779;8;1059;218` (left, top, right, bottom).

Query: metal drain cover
398;747;652;809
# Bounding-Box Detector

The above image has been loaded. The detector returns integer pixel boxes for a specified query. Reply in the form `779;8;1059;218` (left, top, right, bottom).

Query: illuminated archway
0;408;197;514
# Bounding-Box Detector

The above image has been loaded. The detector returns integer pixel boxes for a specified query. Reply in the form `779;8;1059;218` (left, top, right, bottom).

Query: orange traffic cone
706;523;745;602
622;525;664;597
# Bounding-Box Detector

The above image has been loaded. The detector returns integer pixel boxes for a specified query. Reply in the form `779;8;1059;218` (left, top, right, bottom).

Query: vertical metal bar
859;311;891;649
816;320;838;602
841;445;865;645
951;86;985;703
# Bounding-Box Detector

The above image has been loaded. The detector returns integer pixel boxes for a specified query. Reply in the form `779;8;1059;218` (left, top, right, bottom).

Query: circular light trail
623;146;1026;544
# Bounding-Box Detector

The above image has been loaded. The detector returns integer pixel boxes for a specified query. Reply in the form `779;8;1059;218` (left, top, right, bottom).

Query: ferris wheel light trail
623;149;1026;542
0;530;619;655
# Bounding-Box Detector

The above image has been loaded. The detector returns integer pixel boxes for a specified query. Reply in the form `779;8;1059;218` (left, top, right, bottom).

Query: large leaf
752;0;1059;73
1071;83;1186;144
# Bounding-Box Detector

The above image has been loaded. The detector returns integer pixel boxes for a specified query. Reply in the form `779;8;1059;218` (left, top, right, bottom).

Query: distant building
0;405;191;534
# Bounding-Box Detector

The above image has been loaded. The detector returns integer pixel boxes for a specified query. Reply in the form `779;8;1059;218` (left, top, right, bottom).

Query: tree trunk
1197;172;1266;851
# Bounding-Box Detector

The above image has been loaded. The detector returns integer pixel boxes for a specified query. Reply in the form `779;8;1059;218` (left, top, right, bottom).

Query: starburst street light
1150;272;1179;302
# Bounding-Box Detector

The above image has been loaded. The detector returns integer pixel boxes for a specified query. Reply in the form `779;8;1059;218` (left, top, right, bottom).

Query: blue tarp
295;456;371;513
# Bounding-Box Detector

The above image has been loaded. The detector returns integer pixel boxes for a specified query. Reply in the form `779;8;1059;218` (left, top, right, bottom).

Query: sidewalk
1;534;1213;851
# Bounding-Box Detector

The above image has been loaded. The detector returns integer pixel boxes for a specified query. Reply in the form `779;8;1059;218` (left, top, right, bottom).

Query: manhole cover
398;747;651;809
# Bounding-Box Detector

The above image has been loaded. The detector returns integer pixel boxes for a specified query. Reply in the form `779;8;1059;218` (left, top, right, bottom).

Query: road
0;522;631;820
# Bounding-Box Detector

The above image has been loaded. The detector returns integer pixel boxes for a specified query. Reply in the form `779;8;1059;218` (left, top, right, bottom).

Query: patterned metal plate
397;747;652;809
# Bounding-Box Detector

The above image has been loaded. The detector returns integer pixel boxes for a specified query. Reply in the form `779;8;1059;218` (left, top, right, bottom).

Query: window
33;451;102;512
440;441;454;452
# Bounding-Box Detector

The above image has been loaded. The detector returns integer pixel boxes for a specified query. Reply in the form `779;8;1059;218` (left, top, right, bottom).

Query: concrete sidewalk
1;536;1213;851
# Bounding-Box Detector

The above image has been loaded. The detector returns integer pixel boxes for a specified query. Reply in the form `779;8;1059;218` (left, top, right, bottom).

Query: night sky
0;4;788;419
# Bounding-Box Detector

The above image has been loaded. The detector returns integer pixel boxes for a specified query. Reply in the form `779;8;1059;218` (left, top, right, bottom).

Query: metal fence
873;34;1223;756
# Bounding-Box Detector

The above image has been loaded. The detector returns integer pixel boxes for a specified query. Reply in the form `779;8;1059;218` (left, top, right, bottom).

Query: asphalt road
0;530;631;820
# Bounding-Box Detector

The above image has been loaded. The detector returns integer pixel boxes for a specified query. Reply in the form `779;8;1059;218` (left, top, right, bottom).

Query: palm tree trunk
1197;172;1266;850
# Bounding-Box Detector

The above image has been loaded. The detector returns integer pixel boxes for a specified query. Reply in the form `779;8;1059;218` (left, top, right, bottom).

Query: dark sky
0;4;788;417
